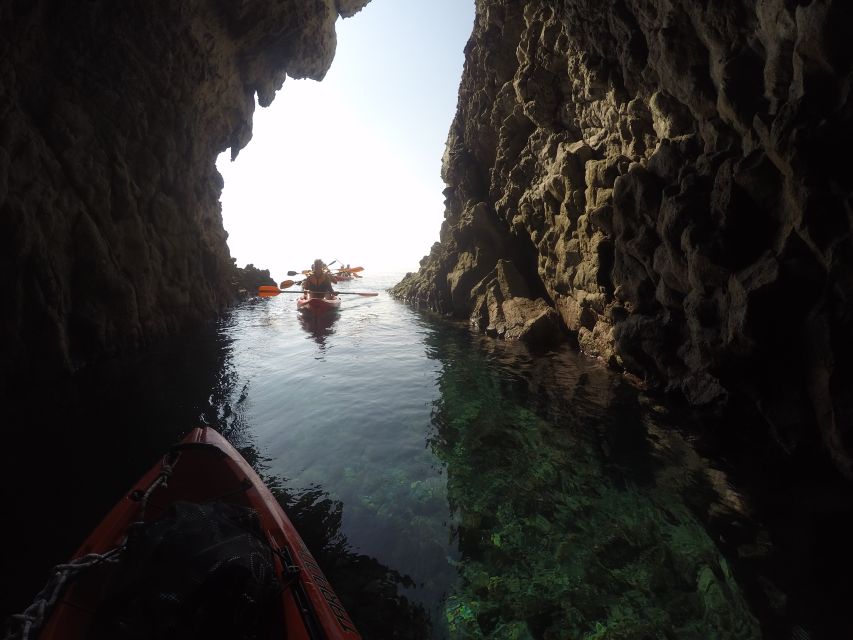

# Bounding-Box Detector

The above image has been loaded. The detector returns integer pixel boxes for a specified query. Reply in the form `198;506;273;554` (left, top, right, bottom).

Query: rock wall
392;1;853;477
0;0;369;393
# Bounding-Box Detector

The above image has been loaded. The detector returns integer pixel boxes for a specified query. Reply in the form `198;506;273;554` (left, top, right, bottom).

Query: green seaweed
426;338;761;640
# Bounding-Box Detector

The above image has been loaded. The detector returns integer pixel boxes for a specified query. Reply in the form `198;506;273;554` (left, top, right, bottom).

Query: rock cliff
0;0;369;393
392;0;853;477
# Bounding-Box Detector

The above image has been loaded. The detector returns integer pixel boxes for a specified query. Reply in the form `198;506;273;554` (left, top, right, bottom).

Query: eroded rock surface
0;0;369;391
392;0;853;476
470;259;563;346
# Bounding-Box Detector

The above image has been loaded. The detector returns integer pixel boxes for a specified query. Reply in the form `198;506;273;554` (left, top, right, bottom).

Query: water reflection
298;309;340;347
424;331;761;638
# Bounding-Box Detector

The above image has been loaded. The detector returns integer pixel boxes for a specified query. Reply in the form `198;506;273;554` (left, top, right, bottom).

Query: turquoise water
4;272;820;637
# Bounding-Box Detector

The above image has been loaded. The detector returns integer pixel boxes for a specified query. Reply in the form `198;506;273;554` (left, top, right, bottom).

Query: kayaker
303;259;336;298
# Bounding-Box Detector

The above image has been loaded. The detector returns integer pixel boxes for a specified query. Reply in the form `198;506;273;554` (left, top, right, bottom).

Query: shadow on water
0;309;430;639
1;322;230;621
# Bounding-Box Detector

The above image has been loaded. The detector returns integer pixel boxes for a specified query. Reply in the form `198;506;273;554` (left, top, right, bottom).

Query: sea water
2;272;804;638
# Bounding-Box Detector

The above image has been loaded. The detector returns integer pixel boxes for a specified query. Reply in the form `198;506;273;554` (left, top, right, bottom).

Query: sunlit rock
391;0;853;477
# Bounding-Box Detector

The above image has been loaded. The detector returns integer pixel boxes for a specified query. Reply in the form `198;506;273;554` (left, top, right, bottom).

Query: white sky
216;0;475;278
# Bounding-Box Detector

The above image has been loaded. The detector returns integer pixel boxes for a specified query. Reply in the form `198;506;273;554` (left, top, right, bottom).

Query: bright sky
216;0;475;279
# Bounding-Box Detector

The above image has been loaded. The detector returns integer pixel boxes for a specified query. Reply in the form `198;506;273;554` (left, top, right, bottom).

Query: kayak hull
36;428;360;640
297;295;341;314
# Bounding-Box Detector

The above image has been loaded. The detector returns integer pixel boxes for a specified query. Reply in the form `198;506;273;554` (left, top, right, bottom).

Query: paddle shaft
258;286;377;297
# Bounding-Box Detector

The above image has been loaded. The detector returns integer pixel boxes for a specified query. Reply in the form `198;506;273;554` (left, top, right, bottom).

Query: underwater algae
428;343;761;640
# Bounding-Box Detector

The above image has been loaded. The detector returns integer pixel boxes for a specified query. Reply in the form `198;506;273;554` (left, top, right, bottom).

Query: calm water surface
3;272;838;638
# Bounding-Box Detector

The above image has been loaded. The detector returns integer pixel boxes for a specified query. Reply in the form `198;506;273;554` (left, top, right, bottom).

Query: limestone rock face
470;259;563;347
0;0;370;390
392;0;853;476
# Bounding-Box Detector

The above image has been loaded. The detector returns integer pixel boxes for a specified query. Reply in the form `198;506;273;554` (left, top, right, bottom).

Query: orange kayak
29;428;361;640
297;295;342;314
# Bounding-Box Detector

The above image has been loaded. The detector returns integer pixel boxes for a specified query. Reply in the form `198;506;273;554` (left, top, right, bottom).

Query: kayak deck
297;295;341;314
34;428;360;640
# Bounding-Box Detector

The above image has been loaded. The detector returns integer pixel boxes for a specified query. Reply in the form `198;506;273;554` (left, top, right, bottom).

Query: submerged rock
428;338;763;639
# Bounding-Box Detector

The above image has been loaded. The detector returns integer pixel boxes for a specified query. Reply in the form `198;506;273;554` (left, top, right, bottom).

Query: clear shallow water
4;272;838;638
187;273;760;638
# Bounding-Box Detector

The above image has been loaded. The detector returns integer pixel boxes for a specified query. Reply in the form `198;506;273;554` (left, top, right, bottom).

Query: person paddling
303;259;336;299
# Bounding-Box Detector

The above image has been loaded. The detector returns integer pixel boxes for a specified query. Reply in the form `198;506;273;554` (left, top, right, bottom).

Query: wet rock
470;260;563;347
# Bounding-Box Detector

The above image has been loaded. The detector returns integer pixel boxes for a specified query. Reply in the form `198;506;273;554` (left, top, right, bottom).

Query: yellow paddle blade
335;266;364;273
258;285;281;294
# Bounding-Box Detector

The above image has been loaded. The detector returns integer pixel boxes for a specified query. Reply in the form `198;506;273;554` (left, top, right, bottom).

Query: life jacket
304;271;332;289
